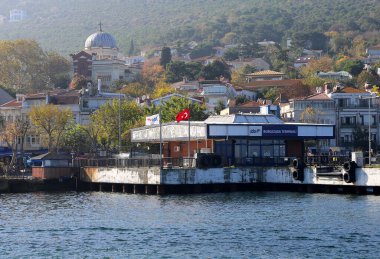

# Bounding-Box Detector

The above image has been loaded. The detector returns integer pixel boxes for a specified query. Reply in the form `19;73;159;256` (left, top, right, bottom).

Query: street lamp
359;94;379;166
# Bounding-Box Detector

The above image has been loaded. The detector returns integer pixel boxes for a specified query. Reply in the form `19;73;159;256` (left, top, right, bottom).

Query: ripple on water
0;192;380;258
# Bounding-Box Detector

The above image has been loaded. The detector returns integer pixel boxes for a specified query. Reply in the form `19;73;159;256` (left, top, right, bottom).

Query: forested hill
0;0;379;56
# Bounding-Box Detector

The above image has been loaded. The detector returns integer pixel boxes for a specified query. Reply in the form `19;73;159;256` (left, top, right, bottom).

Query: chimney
97;78;102;94
45;92;50;104
324;83;330;94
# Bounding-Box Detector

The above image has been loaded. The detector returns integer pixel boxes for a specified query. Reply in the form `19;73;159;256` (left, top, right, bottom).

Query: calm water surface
0;191;379;258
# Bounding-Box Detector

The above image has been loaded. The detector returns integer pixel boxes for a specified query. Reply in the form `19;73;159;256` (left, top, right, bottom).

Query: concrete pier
80;165;380;195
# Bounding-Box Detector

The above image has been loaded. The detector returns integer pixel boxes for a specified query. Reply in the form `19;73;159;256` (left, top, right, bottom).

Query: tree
352;125;368;151
214;99;226;115
200;59;231;80
165;61;203;83
119;82;152;98
0;40;70;93
128;39;135;56
160;47;172;68
223;48;239;61
336;59;364;76
69;73;89;90
299;56;334;78
231;65;255;85
262;87;279;102
90;100;144;151
300;107;324;123
155;97;208;123
61;123;92;154
141;58;166;88
357;70;379;88
29;104;73;152
152;80;175;98
235;95;249;105
0;116;29;172
45;52;71;89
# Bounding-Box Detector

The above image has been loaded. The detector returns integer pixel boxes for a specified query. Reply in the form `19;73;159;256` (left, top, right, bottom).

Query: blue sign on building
262;125;298;137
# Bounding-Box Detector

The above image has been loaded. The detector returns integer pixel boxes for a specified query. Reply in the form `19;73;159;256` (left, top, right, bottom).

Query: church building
71;24;137;87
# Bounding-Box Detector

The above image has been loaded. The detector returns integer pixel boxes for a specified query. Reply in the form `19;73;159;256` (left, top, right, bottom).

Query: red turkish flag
176;108;190;122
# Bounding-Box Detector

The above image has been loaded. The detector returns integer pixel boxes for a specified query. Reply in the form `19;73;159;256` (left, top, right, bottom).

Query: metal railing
304;155;349;167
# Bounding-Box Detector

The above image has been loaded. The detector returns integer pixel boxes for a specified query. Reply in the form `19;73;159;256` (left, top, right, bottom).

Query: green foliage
0;40;69;93
262;87;279;102
61;123;91;154
147;97;208;123
90;100;144;150
128;39;135;56
214;99;226;115
165;61;202;83
189;43;214;59
235;95;249;106
200;59;231;80
223;48;239;61
160;47;172;68
352;125;369;151
0;1;379;56
336;59;364;76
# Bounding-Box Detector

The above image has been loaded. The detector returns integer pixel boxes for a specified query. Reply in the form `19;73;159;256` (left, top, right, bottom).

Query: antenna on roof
98;21;103;32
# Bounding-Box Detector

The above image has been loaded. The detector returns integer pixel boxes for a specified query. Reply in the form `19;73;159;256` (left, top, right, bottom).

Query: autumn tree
29;104;73;152
0;116;29;171
300;107;324;123
0;40;70;93
69;73;89;90
231;65;255;85
151;81;175;99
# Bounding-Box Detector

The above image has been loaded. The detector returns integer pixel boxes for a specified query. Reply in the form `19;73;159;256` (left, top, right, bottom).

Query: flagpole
188;111;190;163
159;102;163;169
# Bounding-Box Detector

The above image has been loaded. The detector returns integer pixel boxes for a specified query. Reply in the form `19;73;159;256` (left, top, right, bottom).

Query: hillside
0;0;379;57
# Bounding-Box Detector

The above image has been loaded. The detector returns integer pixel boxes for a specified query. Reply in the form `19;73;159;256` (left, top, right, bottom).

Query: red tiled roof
368;44;380;50
0;99;21;108
238;100;263;107
333;86;367;94
239;79;304;89
291;93;332;101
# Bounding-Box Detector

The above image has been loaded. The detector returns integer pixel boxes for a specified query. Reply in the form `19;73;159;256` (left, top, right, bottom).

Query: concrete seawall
80;166;380;195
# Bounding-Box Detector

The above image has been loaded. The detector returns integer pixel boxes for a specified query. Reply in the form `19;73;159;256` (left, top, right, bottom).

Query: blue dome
84;31;117;49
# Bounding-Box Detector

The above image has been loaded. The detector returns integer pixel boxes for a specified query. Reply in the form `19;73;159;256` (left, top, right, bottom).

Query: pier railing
74;154;353;169
304;155;349;168
75;157;197;168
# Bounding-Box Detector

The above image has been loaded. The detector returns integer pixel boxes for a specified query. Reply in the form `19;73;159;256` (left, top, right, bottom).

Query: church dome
84;31;117;50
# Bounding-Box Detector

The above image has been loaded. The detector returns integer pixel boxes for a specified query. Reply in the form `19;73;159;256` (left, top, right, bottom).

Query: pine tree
160;46;172;68
128;39;135;56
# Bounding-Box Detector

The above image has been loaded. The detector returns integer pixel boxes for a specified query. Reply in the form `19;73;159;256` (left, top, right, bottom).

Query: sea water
0;191;379;258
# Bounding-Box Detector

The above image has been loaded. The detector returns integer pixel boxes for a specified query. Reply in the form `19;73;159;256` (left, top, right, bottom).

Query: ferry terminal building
131;114;335;167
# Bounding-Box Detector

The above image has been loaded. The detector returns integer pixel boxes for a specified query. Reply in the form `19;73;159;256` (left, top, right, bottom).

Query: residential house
149;93;203;107
294;56;315;68
239;79;313;101
326;85;380;149
0;88;14;105
227;58;270;71
220;100;263;115
245;70;285;82
317;71;353;81
280;91;336;148
0;81;125;153
365;44;380;64
200;83;236;112
9;9;26;22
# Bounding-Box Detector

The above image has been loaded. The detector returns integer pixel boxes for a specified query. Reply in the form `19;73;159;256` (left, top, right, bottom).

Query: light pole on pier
359;94;379;166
